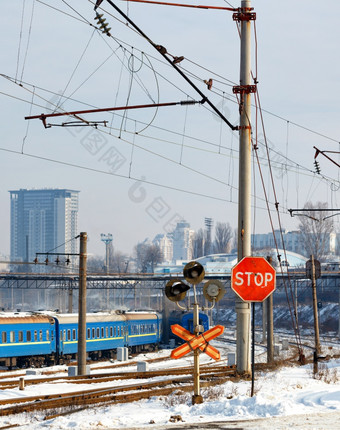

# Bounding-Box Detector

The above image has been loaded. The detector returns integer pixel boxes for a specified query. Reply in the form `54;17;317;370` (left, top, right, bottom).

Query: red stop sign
231;257;276;302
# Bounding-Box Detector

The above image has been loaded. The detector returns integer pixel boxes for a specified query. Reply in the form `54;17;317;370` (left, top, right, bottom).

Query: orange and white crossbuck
170;324;224;360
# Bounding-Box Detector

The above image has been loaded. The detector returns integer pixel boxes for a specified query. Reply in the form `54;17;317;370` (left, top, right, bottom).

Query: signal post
165;261;225;405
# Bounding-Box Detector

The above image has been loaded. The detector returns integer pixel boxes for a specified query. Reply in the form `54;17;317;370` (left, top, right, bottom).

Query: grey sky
1;0;339;258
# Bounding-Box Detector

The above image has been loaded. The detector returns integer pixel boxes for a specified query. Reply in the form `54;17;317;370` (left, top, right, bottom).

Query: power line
31;1;340;147
1;80;339;192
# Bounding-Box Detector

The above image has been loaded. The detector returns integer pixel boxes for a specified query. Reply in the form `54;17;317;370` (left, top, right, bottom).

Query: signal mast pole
235;0;255;374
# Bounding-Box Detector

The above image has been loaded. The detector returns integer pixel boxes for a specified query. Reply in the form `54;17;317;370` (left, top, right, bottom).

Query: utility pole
78;232;87;376
235;0;255;374
310;255;321;356
266;256;274;363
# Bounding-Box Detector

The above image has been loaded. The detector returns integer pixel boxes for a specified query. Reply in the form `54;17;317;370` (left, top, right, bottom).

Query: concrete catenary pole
78;232;87;376
266;256;274;363
311;255;321;356
235;0;253;374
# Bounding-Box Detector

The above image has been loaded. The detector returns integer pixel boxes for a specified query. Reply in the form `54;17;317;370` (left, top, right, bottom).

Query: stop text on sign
231;256;276;302
234;271;274;288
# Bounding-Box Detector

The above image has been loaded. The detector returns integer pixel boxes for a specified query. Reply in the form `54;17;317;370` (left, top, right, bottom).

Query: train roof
124;311;159;321
0;313;54;324
53;312;126;324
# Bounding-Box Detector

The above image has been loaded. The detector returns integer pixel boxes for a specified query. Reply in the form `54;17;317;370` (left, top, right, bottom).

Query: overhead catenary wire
30;1;340;147
2;0;340;202
1;75;338;193
16;0;26;82
100;0;237;131
252;87;304;356
20;0;36;83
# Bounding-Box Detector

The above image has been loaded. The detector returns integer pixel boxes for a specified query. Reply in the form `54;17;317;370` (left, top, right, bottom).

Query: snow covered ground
0;341;339;430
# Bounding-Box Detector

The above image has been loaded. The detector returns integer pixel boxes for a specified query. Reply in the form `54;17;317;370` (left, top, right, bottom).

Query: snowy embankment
0;353;339;429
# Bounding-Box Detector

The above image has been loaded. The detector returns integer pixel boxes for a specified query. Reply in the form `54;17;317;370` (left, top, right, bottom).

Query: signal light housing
183;261;205;285
203;280;225;302
165;279;190;302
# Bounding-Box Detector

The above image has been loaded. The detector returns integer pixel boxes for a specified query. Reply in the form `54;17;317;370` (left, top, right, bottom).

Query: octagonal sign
231;256;276;302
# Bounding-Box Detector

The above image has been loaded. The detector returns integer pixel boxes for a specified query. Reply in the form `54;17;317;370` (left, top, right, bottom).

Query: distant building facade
251;229;337;258
10;189;79;263
172;221;195;262
152;234;173;263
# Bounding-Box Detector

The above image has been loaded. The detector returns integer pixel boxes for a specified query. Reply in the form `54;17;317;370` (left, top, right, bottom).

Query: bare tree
213;222;233;253
192;228;205;259
87;256;105;273
134;242;162;273
298;201;335;261
110;250;130;273
230;228;238;253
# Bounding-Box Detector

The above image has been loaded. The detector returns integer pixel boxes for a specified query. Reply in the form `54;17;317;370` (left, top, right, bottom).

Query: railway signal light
203;280;225;302
165;279;190;302
183;261;205;285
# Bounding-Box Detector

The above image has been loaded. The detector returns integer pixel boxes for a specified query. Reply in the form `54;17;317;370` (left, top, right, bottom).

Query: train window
67;330;71;341
117;326;120;336
19;331;23;342
46;330;49;341
97;328;100;338
39;330;43;341
34;331;37;342
72;329;76;340
27;331;31;342
9;331;15;343
60;330;62;341
92;328;95;338
51;331;54;341
110;327;113;337
114;327;116;337
63;330;66;341
1;332;6;343
101;327;104;338
87;328;90;339
105;327;108;338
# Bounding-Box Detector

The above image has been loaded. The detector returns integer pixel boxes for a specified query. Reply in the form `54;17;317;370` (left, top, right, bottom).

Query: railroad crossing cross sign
170;324;224;361
231;256;276;302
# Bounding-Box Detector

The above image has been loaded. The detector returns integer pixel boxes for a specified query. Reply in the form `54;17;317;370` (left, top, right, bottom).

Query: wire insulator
314;160;321;174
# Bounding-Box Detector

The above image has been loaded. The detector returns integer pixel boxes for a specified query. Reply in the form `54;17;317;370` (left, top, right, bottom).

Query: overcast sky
1;0;339;258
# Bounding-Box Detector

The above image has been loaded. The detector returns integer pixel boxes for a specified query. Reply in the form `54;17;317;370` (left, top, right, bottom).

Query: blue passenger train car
125;311;162;353
55;313;127;361
0;310;163;367
0;314;56;367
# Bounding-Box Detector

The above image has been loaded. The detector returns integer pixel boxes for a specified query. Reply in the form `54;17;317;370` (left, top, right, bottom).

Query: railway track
0;366;237;417
0;353;172;382
0;363;233;390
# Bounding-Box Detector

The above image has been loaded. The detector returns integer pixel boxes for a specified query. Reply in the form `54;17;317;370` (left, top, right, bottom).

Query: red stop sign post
231;256;276;302
232;256;276;396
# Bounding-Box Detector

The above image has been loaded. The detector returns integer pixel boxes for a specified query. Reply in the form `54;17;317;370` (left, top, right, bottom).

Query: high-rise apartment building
10;189;79;262
153;234;173;263
172;221;194;262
